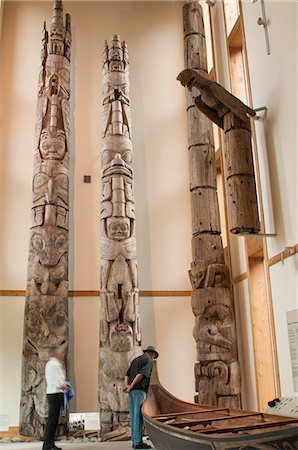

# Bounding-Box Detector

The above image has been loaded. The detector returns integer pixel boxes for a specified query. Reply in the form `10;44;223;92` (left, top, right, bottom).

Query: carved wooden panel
19;0;71;437
98;35;142;441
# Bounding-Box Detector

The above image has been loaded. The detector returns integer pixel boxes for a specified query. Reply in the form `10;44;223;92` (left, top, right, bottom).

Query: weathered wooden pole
98;35;142;440
177;70;259;234
19;0;71;436
178;2;241;408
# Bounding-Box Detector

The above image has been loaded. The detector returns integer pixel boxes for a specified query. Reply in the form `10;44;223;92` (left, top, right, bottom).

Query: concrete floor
0;440;154;450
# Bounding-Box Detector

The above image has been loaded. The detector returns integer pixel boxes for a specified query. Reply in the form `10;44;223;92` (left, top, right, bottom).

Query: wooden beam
232;272;248;285
152;408;229;420
267;243;298;267
0;290;192;298
246;235;264;258
227;16;243;48
188;412;263;430
198;418;298;434
0;290;26;296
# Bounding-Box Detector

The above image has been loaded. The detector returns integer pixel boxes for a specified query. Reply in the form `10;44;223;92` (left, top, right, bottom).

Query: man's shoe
133;443;151;449
42;447;60;450
42;445;62;450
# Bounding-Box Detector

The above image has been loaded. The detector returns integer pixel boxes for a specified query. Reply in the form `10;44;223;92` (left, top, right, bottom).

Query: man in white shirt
42;348;68;450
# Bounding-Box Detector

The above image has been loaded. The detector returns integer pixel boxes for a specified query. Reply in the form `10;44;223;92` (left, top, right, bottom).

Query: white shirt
45;357;65;394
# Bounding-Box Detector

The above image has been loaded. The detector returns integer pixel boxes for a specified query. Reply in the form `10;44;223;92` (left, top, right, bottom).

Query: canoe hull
142;362;298;450
144;415;298;450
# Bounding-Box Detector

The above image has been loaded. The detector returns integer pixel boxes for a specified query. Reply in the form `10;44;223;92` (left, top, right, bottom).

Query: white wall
0;297;25;425
242;0;297;257
270;256;298;397
242;0;298;397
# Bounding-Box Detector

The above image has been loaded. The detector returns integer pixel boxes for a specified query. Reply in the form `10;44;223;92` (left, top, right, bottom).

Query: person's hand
123;384;131;393
61;383;70;392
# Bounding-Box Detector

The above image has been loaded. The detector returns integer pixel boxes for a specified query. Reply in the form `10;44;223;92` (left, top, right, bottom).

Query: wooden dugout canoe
142;362;298;450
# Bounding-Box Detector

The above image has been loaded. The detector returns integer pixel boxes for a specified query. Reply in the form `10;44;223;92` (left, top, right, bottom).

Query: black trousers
43;393;63;450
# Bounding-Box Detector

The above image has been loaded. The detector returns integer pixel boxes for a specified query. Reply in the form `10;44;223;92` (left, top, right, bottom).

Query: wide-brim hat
143;345;159;359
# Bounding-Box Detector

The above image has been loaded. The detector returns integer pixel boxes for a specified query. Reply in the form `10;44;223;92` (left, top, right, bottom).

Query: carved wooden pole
19;0;71;437
98;35;142;440
224;112;259;234
178;2;241;408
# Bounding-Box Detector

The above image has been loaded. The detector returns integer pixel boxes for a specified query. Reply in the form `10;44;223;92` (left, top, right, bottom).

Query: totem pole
20;0;71;437
98;35;142;440
177;2;241;408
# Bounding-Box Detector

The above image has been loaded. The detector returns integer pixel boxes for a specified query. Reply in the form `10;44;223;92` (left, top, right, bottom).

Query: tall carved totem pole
20;0;71;436
180;2;241;408
99;35;142;440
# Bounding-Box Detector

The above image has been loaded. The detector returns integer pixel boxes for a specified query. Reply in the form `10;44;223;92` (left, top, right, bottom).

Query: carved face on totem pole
39;128;66;160
110;323;133;352
193;294;234;362
32;160;68;228
102;151;133;179
106;217;130;240
191;262;236;362
50;21;65;43
28;227;68;295
24;295;68;362
33;161;68;205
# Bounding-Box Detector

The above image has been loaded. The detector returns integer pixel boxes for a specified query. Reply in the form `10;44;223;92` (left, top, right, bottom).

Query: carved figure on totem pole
99;35;142;441
178;1;241;409
20;0;71;437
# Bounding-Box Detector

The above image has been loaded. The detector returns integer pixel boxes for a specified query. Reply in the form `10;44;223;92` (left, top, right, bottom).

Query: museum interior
0;0;297;442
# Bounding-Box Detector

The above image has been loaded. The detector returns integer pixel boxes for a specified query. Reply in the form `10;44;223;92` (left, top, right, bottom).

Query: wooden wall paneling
247;256;277;411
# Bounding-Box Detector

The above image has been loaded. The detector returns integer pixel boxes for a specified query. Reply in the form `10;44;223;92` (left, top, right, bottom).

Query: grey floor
0;440;154;450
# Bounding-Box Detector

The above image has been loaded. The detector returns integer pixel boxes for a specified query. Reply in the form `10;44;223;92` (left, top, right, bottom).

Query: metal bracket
253;0;271;55
253;106;267;120
233;231;276;237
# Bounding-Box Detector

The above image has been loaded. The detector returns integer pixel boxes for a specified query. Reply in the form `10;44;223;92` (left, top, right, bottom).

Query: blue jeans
128;389;146;446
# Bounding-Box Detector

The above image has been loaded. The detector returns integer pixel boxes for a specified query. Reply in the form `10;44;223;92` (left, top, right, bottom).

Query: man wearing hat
124;346;159;449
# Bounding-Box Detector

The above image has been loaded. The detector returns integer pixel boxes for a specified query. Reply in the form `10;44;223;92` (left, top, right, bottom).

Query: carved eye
55;234;67;251
122;151;132;164
102;150;114;166
41;141;50;150
41;130;50;140
33;173;48;192
31;233;44;251
56;131;66;144
55;314;65;327
28;313;40;327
